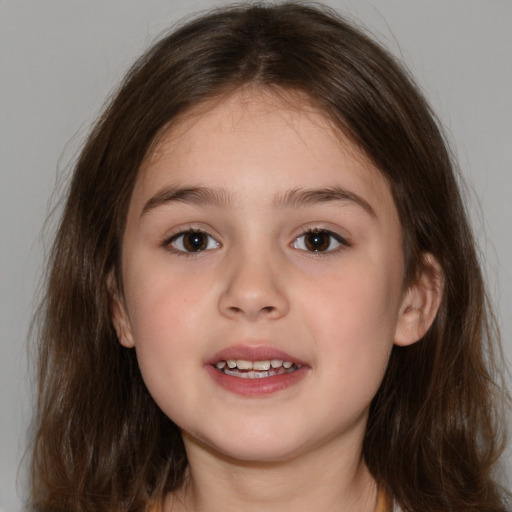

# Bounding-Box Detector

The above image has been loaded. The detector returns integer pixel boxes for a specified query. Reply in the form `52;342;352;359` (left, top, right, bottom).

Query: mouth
214;359;303;379
205;345;308;396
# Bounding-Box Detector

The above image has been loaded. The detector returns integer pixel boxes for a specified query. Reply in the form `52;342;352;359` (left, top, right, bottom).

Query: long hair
30;3;510;511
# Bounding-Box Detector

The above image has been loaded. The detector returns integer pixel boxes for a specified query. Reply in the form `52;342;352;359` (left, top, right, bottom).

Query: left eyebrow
141;186;234;217
273;187;376;217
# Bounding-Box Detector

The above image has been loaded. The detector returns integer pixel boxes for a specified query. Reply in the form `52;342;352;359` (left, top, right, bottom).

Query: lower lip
204;364;309;396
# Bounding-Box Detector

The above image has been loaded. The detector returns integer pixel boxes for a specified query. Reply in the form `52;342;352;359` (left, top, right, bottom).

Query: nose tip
218;259;289;321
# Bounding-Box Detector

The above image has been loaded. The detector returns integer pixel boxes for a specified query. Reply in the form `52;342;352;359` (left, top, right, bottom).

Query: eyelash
163;227;351;255
291;228;351;254
165;229;220;256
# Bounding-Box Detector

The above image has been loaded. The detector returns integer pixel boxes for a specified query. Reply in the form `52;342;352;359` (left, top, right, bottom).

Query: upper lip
206;344;307;366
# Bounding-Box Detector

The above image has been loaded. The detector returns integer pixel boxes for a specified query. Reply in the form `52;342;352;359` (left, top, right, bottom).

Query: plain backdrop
1;1;511;510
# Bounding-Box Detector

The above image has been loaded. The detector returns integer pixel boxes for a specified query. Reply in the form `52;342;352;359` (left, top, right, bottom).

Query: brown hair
30;3;510;511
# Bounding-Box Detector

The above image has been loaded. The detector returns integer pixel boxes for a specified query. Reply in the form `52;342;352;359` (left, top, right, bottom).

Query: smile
214;359;302;379
206;346;308;395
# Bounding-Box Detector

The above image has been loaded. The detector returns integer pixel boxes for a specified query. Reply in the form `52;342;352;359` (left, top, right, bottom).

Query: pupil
305;232;329;251
184;232;207;252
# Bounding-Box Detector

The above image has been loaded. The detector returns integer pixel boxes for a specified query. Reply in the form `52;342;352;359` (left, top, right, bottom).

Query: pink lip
204;344;309;397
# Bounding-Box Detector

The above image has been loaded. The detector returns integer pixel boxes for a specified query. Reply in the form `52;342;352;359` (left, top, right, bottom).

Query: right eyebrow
140;186;234;218
273;186;376;217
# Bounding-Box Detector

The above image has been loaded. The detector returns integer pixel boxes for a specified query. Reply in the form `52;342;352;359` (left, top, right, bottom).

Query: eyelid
162;226;221;255
291;227;352;254
161;222;221;244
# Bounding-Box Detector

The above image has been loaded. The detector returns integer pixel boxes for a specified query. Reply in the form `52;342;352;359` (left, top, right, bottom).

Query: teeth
236;359;253;370
253;360;271;371
217;359;293;370
214;358;301;377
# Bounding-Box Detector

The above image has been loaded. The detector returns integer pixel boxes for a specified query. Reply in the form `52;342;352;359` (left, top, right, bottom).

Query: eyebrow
141;185;376;218
273;187;376;217
141;186;234;217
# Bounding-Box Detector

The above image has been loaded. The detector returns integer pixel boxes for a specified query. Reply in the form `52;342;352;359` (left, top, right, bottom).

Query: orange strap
375;489;392;512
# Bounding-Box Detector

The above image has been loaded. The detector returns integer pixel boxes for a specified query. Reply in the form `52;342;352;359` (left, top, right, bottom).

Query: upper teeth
215;359;294;370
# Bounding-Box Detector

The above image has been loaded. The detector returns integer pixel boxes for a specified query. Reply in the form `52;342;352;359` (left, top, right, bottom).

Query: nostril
226;305;276;317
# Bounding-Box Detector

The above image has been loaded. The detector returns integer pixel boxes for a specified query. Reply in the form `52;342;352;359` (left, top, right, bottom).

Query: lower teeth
219;365;301;379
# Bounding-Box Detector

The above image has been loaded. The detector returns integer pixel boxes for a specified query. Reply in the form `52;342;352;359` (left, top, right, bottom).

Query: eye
168;230;220;253
292;229;347;253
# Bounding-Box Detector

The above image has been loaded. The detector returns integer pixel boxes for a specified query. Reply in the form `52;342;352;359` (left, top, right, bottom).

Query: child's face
113;89;415;464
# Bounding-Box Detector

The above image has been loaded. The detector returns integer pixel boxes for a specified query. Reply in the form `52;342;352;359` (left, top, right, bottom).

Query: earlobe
107;273;135;348
394;254;444;347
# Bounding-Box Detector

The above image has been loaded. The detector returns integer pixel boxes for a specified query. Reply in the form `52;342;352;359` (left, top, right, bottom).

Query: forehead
133;88;396;218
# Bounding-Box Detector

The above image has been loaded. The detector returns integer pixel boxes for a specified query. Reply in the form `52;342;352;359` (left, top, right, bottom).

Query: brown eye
292;230;345;253
170;230;219;253
304;232;330;251
183;232;207;251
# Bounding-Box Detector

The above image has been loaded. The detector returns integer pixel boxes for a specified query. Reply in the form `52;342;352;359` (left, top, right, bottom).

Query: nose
218;249;290;321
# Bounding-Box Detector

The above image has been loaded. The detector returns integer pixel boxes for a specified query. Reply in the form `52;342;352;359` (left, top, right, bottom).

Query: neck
166;432;378;512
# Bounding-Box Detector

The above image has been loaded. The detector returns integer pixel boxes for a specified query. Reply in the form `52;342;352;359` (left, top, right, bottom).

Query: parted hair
30;3;510;511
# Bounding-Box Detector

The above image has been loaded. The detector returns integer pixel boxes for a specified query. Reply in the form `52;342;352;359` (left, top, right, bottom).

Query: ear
394;253;444;347
107;272;135;348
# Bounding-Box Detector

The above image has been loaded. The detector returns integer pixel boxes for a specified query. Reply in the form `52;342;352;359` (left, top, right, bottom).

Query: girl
30;3;510;511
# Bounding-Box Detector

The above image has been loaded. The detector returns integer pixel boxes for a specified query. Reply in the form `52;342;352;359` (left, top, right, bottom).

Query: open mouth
214;359;303;379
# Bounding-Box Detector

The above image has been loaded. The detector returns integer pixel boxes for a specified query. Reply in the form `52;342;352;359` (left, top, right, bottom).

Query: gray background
1;1;511;510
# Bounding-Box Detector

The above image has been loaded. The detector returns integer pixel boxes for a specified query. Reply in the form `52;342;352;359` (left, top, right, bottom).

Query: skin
112;89;442;512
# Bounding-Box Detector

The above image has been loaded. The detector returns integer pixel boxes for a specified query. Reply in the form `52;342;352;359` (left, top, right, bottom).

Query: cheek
125;288;207;427
126;257;213;333
301;257;402;397
122;263;213;389
306;257;402;335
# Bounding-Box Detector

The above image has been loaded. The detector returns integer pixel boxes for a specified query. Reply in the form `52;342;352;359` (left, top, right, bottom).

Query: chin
213;442;306;464
184;424;312;464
